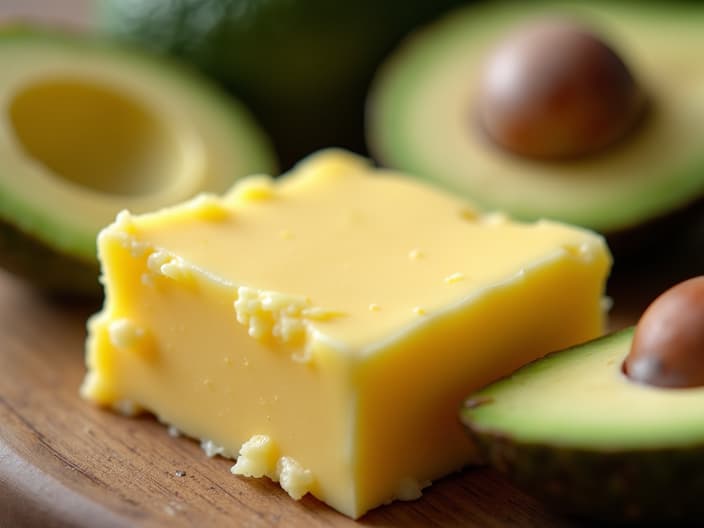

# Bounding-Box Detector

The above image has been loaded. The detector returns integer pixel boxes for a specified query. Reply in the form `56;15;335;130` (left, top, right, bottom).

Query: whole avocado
98;0;465;166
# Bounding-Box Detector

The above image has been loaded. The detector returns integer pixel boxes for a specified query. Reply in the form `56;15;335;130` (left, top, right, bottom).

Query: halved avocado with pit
460;326;704;522
367;1;704;237
0;30;276;296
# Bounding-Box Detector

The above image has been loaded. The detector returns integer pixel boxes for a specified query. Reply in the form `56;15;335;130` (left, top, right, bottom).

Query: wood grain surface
0;249;700;527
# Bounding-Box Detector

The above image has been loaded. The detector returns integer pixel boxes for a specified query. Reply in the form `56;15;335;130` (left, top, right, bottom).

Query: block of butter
82;150;611;519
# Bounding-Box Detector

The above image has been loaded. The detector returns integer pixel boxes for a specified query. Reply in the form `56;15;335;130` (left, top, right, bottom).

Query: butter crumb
145;251;197;284
113;399;140;417
167;425;181;438
113;209;135;232
200;439;231;458
291;346;313;364
231;434;278;478
108;319;145;349
276;456;314;500
160;257;191;281
368;303;381;312
273;316;305;344
129;240;148;258
246;314;269;340
395;477;431;501
444;272;465;284
234;286;343;346
147;250;171;275
413;307;427;316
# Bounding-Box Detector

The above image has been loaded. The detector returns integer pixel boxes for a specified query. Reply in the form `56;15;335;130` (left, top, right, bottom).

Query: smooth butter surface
82;150;611;518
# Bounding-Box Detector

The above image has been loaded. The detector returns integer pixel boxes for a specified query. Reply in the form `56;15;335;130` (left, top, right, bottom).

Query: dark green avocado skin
98;0;465;167
464;429;704;523
0;219;100;298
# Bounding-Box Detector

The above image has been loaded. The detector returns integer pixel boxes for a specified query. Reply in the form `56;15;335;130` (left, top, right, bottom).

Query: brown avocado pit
624;275;704;389
477;18;645;160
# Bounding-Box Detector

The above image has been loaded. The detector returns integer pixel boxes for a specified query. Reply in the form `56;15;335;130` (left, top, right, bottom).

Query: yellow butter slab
82;149;611;518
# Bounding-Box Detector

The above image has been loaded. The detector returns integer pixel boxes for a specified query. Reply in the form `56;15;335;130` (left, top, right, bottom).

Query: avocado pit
477;19;645;160
624;276;704;389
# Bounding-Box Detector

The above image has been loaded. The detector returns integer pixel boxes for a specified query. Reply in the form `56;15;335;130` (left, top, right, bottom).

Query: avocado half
367;1;704;238
460;328;704;523
0;30;276;296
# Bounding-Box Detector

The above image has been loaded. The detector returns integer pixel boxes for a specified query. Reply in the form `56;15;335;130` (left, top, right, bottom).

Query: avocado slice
96;0;465;167
367;2;704;236
460;328;704;522
0;29;276;296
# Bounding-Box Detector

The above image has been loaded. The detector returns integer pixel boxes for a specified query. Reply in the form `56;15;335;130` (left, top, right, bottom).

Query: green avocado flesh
368;1;704;233
461;328;704;522
0;30;276;296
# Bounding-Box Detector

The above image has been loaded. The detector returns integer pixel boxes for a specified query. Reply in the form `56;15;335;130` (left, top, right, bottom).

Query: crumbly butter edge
229;434;316;501
391;477;433;503
96;211;610;363
97;220;354;360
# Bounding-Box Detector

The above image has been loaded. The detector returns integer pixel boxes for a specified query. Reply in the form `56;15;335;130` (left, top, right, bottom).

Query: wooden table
1;247;699;526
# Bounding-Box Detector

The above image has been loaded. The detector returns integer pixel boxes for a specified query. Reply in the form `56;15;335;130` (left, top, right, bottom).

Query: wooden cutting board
0;256;696;528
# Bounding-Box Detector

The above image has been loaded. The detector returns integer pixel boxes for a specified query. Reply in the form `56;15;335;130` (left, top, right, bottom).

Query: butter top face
109;150;609;349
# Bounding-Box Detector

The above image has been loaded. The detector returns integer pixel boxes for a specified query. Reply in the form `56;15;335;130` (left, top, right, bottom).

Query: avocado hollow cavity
8;76;197;197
